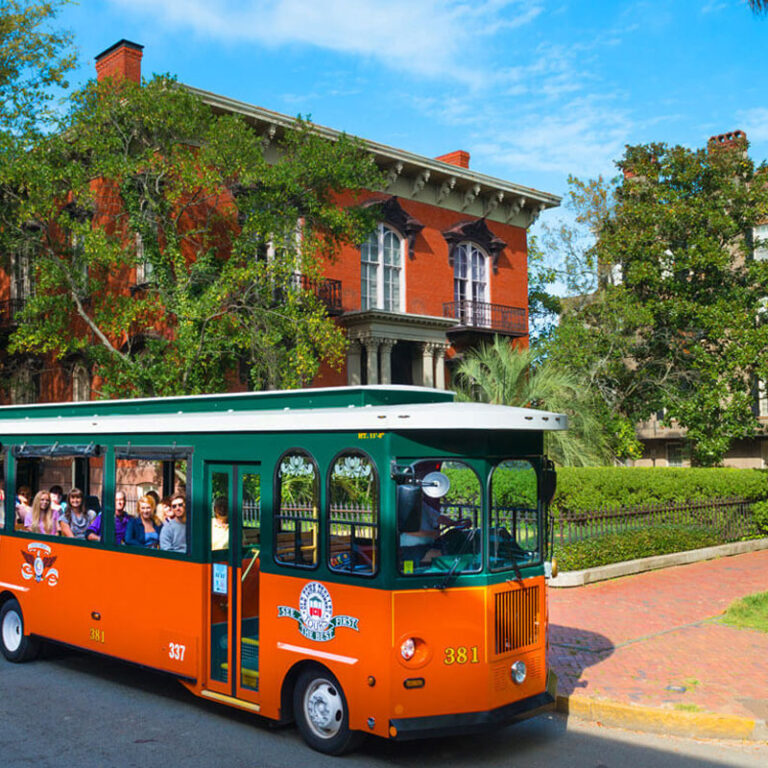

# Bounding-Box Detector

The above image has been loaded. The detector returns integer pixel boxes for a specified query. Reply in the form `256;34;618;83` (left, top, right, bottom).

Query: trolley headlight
400;637;416;661
510;660;527;685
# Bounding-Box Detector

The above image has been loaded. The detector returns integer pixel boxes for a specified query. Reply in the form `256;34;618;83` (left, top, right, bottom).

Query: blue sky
59;1;767;207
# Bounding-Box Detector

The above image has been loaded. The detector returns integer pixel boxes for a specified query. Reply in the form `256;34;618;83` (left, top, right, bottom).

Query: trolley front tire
0;599;40;663
293;666;363;755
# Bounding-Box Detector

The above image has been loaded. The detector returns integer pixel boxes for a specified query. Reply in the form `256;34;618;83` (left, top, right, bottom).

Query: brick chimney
436;150;470;169
95;40;143;84
707;130;747;153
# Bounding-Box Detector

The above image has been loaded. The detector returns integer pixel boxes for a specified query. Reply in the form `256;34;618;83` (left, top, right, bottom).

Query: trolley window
0;453;4;529
275;450;318;567
115;449;189;517
397;459;482;577
14;447;104;536
327;451;378;575
489;460;541;571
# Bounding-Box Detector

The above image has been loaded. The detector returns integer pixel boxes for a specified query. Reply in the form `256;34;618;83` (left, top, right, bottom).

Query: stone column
379;339;395;384
365;338;380;385
421;343;435;388
434;345;447;390
346;339;362;386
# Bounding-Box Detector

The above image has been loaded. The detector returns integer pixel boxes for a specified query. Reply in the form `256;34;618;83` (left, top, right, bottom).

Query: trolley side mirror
542;460;557;506
397;484;423;533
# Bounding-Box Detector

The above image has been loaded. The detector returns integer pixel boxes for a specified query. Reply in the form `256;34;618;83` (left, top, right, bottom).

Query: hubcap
303;678;344;739
2;609;22;653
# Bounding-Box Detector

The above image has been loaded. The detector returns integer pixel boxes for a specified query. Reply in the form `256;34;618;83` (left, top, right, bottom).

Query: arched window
361;224;404;312
72;363;91;402
327;451;378;575
274;450;319;567
453;242;489;326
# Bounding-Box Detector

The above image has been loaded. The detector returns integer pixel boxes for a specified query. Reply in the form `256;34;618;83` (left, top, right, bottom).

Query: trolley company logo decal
277;581;359;642
20;542;59;586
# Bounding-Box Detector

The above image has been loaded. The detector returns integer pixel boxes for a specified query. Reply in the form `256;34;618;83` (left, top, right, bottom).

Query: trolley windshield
396;457;544;577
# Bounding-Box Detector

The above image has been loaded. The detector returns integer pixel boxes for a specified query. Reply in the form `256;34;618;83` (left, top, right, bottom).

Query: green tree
548;141;768;465
749;1;767;14
1;75;382;397
0;0;75;134
454;337;615;466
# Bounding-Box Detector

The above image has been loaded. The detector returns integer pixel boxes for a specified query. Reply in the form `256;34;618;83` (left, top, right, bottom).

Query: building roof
186;85;560;228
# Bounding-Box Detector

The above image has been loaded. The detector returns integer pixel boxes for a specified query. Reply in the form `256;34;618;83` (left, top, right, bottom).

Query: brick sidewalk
548;549;768;724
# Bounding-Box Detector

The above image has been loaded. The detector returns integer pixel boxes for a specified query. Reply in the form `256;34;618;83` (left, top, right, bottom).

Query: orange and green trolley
0;385;565;754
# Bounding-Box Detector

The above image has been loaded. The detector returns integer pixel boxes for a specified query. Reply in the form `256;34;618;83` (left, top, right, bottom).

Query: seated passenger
399;484;470;566
49;485;66;515
159;494;187;553
24;490;60;535
211;497;229;550
156;496;172;524
86;491;130;544
15;486;32;526
124;495;161;548
59;488;97;539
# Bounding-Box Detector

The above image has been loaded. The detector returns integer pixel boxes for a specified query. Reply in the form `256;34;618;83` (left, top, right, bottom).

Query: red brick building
0;40;560;402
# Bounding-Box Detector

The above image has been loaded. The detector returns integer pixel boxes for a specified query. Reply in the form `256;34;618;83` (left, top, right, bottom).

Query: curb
556;694;768;742
549;537;768;588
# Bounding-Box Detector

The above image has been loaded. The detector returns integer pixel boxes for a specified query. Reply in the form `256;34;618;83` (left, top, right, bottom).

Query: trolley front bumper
389;671;557;741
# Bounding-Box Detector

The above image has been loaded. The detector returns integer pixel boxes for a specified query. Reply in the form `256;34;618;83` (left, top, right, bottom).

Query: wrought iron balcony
443;300;527;336
0;299;27;327
290;275;343;315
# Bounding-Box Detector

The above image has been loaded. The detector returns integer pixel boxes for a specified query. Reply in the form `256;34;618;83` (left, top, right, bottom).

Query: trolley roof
0;387;567;436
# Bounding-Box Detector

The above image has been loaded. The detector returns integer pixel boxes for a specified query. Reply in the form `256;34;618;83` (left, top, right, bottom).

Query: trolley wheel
0;599;40;663
293;666;363;755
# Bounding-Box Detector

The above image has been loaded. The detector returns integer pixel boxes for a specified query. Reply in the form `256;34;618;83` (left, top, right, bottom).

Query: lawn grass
720;591;768;633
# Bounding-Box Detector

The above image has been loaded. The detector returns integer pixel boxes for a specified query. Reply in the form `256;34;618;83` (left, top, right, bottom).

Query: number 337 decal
168;642;186;661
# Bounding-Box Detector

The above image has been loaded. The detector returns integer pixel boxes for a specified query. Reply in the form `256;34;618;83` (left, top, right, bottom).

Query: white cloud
735;107;768;143
110;0;542;85
413;38;636;180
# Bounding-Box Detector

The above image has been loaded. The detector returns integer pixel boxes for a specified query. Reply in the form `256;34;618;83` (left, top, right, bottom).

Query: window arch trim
442;217;507;274
360;196;424;259
273;447;320;569
325;448;380;577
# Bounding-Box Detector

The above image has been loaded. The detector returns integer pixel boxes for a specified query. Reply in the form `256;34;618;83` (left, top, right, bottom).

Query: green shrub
551;467;768;516
752;500;768;535
554;523;722;571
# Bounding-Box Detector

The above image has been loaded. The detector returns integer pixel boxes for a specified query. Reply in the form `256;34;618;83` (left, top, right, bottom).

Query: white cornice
185;85;561;228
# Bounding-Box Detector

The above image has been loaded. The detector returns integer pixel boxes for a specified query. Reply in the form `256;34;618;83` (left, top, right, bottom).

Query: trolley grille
494;586;540;655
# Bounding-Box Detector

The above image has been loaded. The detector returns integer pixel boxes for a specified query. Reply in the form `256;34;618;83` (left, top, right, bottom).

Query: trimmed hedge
554;524;723;571
551;467;768;515
752;500;768;535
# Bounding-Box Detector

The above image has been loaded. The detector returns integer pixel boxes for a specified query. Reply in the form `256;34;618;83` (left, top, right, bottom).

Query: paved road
1;645;766;768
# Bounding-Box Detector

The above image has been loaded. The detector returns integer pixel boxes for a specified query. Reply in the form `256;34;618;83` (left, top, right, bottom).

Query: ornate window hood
360;196;424;258
442;218;507;273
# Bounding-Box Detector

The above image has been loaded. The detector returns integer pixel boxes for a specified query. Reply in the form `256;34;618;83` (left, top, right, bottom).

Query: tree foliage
547;141;768;465
454;337;615;466
0;0;75;134
0;75;383;397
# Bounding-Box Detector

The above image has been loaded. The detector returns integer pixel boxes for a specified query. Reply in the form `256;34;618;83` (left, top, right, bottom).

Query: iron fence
552;497;755;545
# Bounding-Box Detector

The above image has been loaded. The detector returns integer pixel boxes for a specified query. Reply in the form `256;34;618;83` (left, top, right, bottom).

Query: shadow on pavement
6;645;765;768
548;624;614;696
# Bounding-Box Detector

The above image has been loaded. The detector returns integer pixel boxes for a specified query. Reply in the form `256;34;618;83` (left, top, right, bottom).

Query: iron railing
443;300;526;335
552;497;755;545
290;275;343;315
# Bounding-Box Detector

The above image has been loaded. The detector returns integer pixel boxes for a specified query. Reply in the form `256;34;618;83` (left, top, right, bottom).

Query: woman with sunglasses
159;493;187;553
